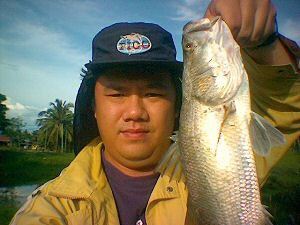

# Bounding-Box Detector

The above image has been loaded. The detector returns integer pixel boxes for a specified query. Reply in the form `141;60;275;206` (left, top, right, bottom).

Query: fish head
182;17;244;106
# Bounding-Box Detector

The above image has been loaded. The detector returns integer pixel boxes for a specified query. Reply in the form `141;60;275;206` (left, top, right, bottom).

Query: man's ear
94;113;97;118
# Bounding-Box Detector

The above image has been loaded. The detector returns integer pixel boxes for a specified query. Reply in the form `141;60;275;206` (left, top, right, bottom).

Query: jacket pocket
65;207;92;225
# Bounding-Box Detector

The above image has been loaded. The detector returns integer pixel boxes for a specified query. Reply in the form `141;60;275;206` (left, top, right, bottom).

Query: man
10;0;300;224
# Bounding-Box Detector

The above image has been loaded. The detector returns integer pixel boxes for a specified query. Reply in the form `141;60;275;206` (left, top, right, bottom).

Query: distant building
0;135;11;146
21;139;33;149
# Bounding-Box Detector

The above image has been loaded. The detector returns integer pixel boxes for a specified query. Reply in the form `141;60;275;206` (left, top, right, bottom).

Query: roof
0;135;11;142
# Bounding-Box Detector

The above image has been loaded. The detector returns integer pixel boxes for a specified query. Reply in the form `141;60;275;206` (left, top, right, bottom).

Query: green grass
0;148;74;225
262;150;300;225
0;148;75;187
0;206;18;225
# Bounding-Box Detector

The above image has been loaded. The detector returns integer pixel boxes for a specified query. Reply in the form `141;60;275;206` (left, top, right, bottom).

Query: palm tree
37;99;74;152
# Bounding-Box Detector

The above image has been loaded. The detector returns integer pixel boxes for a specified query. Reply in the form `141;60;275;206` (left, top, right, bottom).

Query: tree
4;117;27;147
37;99;74;152
0;93;10;132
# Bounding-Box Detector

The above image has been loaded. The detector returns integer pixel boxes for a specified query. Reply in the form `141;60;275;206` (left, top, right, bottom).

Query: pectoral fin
250;112;286;156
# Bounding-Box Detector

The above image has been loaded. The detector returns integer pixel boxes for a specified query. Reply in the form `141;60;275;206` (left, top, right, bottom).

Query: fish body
177;17;284;225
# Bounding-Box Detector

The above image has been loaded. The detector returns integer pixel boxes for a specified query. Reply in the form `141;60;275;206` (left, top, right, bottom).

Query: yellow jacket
10;139;188;225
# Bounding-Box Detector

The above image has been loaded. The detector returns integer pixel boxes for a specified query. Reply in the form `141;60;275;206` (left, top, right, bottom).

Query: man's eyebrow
103;83;126;91
103;81;125;90
101;79;170;90
146;82;169;89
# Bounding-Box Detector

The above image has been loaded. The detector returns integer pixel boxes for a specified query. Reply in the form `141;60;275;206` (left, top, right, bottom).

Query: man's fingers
250;5;269;46
204;0;242;39
251;1;276;47
262;4;277;41
203;1;215;19
237;0;256;47
222;15;241;39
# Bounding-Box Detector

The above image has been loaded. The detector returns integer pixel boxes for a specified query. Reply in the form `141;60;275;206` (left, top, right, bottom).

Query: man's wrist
243;36;300;70
243;38;281;65
254;31;279;49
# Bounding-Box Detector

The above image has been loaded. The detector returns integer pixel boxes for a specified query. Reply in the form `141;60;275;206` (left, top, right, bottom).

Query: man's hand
204;0;277;49
204;0;298;67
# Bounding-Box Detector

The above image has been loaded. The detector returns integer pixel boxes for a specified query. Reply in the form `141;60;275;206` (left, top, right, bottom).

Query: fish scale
180;100;265;224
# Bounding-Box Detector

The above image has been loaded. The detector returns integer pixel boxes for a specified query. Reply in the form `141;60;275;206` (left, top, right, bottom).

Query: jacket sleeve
241;35;300;186
9;186;67;225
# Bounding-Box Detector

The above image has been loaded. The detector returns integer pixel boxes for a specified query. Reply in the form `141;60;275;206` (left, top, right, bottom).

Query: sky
0;0;299;131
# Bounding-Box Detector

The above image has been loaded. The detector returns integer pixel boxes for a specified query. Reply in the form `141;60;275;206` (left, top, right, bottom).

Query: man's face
94;68;177;176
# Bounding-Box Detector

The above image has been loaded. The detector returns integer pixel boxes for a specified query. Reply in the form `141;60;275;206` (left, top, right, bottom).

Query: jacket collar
48;138;104;199
47;137;185;202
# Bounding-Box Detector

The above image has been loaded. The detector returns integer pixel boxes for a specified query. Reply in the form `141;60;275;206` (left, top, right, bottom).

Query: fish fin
250;112;286;156
155;139;184;182
215;101;236;155
262;205;273;225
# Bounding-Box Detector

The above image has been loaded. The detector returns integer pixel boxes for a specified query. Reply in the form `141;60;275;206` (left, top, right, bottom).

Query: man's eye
107;93;124;97
145;93;162;97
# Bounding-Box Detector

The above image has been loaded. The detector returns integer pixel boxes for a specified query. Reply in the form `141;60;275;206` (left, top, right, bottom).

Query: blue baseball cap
85;22;182;76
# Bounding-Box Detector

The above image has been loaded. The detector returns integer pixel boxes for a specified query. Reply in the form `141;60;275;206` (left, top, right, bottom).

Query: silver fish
157;17;285;225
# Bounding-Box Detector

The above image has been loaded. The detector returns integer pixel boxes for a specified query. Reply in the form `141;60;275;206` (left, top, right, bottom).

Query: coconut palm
37;99;74;152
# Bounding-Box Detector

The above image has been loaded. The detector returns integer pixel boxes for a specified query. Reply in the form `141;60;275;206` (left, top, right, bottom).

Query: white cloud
171;0;210;21
3;97;43;131
6;102;26;111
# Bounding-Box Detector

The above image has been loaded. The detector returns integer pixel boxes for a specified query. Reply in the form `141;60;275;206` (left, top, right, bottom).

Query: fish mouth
183;16;220;34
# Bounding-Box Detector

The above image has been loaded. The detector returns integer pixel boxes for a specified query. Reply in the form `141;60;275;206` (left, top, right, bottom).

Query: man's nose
123;95;149;122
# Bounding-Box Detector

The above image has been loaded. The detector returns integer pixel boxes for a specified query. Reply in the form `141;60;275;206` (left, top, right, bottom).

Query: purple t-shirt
102;150;159;225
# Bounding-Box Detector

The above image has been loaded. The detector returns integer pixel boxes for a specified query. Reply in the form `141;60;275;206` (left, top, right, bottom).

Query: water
0;184;38;207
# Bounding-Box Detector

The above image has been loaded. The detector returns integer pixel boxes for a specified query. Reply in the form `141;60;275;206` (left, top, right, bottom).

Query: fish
156;17;285;225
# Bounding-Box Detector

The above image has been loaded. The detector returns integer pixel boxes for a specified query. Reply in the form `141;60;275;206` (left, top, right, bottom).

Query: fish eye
185;42;193;50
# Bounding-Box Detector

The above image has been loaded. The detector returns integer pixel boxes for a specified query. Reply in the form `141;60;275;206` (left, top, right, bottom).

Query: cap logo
117;33;151;55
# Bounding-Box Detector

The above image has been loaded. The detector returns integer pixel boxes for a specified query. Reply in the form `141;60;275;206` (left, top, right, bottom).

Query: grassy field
0;148;299;225
0;148;74;225
0;148;74;187
261;150;300;224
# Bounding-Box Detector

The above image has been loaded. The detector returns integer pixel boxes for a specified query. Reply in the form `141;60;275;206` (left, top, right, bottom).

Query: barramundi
157;17;285;225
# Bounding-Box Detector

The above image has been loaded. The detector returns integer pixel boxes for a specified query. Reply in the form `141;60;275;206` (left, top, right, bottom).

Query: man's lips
120;129;149;139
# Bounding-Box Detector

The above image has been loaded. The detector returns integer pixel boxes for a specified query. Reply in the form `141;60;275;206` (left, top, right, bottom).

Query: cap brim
85;60;183;78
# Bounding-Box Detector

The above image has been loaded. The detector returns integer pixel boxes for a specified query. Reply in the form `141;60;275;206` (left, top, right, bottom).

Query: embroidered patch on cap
117;33;151;55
